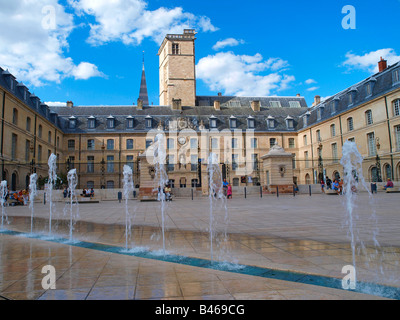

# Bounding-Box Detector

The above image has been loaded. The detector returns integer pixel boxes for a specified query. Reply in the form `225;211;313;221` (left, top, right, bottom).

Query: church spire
138;51;149;106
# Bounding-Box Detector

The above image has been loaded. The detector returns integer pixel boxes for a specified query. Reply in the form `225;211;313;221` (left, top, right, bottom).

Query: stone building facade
0;30;400;194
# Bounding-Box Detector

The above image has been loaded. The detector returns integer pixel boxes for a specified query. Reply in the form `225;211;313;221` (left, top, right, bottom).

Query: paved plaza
0;192;400;300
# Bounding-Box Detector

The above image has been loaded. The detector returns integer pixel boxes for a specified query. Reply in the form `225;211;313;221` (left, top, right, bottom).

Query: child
227;183;232;199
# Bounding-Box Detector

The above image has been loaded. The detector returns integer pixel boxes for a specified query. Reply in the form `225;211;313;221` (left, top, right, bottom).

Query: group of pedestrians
321;176;344;195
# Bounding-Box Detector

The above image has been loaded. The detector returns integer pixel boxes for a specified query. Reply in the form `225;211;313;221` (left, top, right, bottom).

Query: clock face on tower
178;137;187;146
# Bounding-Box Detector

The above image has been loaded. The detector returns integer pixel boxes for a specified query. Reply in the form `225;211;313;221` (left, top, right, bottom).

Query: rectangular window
87;156;94;173
107;155;114;173
68;156;75;169
38;145;42;163
232;138;238;149
303;135;307;146
252;154;258;171
292;154;296;169
126;155;134;171
270;138;276;148
316;130;321;142
68;140;75;151
11;134;17;160
332;143;338;163
289;138;295;148
211;138;218;149
367;132;376;156
167;155;174;172
366;83;372;97
87;139;95;150
251;138;257;149
25;140;30;162
232;154;238;171
107;139;114;150
172;43;179;55
304;151;309;168
395;126;400;151
126;139;134;150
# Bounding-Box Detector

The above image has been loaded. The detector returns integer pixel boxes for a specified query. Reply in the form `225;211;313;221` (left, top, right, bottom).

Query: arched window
26;117;31;132
365;110;373;125
393;99;400;117
347;117;354;131
330;124;336;137
12;108;18;125
38;125;43;138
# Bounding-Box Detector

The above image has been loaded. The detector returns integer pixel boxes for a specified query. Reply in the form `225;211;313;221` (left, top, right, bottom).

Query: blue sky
1;0;399;107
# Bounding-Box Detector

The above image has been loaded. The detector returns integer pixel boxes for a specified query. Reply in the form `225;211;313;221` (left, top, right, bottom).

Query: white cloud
68;0;218;45
307;86;319;92
0;0;104;87
196;52;295;96
72;62;105;80
46;101;67;107
305;79;317;85
342;48;400;73
212;38;245;51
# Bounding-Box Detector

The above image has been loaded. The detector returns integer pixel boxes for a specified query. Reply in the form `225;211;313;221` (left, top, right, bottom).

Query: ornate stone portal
261;143;294;194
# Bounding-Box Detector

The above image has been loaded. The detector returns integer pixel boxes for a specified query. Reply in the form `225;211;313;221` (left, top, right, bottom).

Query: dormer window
247;116;255;129
145;116;153;129
127;116;134;129
349;87;357;106
366;77;376;97
393;69;400;85
88;116;96;129
68;116;77;129
303;112;310;128
317;105;324;121
107;116;115;129
332;97;340;114
209;116;217;129
285;116;294;129
266;116;274;129
229;116;237;129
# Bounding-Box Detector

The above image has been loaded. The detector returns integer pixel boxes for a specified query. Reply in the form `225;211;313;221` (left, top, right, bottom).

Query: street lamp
318;141;324;183
375;137;382;182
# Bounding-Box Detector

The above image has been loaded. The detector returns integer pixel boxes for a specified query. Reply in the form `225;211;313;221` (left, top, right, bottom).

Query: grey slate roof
300;60;400;129
51;103;308;133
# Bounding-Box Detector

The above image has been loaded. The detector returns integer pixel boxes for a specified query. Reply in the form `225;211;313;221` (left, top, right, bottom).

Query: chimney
172;98;182;111
251;100;260;112
378;57;387;72
218;92;222;97
296;93;301;97
313;95;321;106
137;99;143;110
214;100;220;111
66;101;73;108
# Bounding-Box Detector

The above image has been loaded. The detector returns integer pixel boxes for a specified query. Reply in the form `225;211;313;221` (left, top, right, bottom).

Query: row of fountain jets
0;137;373;287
